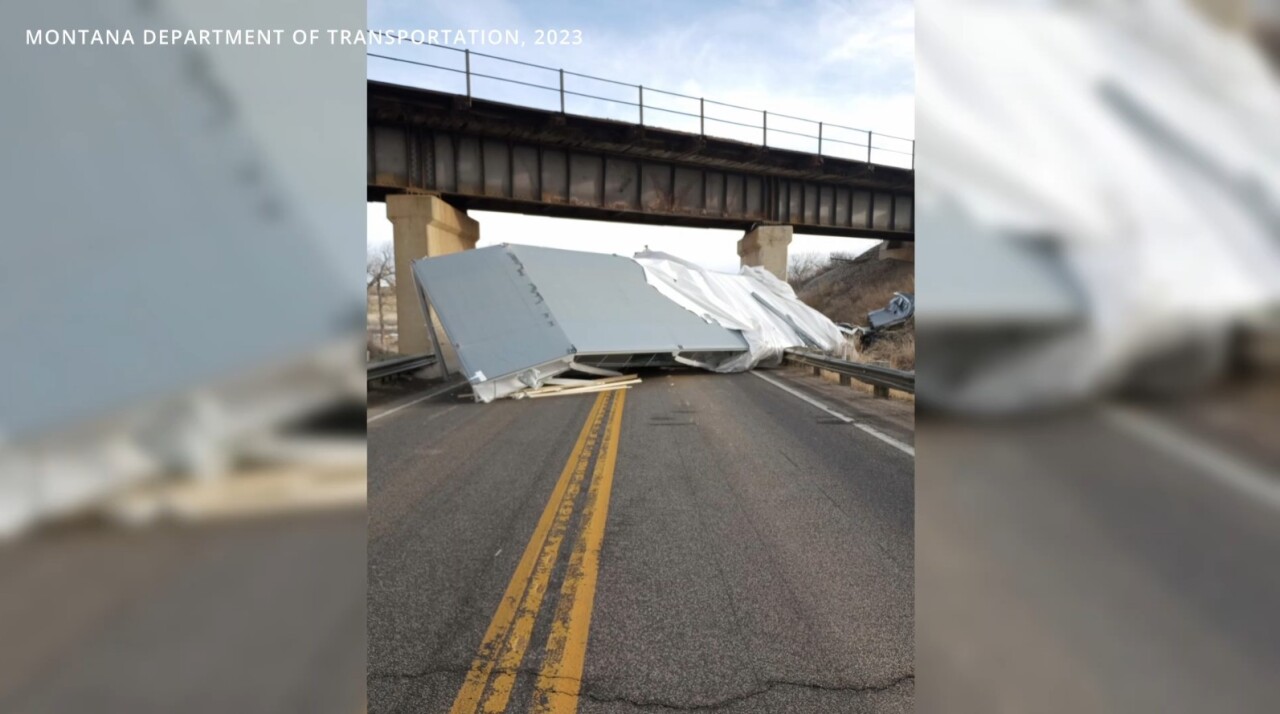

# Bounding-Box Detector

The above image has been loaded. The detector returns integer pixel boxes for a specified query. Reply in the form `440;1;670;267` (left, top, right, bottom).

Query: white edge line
751;371;914;457
1101;405;1280;511
368;382;467;424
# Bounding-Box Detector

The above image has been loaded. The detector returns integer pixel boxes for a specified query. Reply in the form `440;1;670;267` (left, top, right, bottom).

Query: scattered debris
868;292;915;330
514;374;642;399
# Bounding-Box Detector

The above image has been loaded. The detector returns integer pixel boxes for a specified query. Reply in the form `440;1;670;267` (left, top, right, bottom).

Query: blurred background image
6;0;1280;712
915;0;1280;711
0;1;366;713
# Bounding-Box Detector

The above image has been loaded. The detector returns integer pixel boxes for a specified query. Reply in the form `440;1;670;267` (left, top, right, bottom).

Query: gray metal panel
1;1;356;440
507;245;748;354
412;247;574;381
412;245;747;385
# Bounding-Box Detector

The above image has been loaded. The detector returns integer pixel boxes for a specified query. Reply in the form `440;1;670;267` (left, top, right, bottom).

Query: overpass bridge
367;43;914;356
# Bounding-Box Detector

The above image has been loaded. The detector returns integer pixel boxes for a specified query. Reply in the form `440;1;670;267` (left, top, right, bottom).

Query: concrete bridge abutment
738;225;793;281
386;194;479;375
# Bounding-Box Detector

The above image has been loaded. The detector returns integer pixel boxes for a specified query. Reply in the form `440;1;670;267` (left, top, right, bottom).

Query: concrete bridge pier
738;224;793;281
386;194;479;375
879;239;915;262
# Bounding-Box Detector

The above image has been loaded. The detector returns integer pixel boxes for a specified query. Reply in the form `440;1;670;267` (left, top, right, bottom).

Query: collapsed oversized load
411;244;845;401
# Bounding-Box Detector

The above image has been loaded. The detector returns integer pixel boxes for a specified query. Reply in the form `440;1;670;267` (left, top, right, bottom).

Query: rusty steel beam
367;81;914;239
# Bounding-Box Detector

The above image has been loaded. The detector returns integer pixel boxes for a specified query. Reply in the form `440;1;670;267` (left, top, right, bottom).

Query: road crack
571;672;914;711
371;664;913;711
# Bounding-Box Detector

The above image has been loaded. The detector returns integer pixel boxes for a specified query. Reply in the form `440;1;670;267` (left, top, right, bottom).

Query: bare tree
367;244;395;353
787;252;828;288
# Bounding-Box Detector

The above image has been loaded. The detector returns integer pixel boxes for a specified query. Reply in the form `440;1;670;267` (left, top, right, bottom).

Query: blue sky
367;0;914;271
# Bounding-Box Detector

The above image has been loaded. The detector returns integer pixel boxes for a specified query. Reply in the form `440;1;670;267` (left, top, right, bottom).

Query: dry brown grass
792;245;914;370
858;328;915;371
794;247;914;326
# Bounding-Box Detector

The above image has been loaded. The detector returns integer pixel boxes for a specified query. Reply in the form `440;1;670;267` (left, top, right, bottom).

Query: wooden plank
525;384;635;399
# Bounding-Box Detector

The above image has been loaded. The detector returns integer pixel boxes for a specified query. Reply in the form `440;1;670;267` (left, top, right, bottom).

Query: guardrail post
465;50;471;99
700;97;705;136
818;122;823;155
639;85;644;125
763;111;768;147
812;366;822;377
839;374;851;387
559;69;565;113
873;385;889;398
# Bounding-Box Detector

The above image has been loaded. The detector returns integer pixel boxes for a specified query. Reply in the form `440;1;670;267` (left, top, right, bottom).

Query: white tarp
635;250;846;372
917;0;1280;411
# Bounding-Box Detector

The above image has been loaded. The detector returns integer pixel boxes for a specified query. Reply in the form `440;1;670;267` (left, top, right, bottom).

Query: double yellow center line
450;390;627;714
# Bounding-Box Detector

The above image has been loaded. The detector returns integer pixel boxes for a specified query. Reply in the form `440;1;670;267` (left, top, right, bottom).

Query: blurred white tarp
917;0;1280;411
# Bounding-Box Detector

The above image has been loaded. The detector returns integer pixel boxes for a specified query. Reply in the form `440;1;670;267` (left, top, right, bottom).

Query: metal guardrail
367;353;437;381
366;31;914;169
785;349;915;395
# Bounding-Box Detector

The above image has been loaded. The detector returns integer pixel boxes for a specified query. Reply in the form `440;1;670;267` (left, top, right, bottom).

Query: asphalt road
367;367;915;713
917;389;1280;713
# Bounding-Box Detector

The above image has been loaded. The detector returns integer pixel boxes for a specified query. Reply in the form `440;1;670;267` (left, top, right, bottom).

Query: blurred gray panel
916;204;1082;324
0;0;360;440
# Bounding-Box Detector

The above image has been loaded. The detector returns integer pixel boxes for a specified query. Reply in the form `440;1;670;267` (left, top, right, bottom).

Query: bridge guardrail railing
784;349;914;396
366;31;914;169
